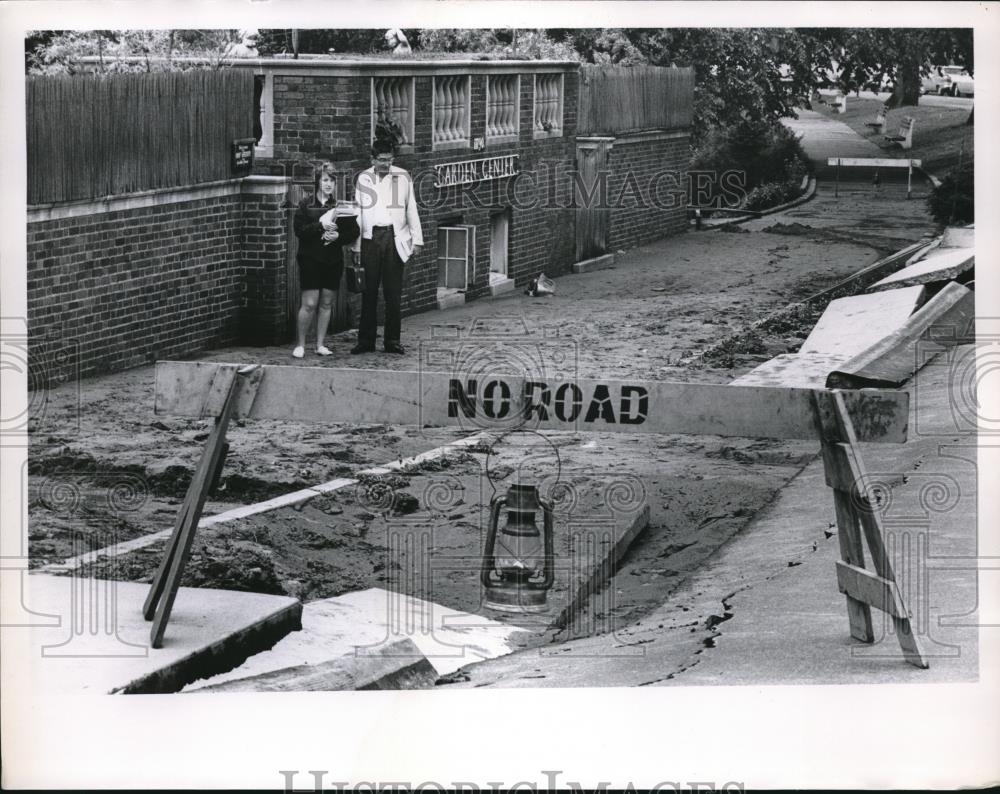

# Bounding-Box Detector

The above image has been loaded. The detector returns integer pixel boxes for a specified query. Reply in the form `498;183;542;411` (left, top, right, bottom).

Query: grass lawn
813;94;974;175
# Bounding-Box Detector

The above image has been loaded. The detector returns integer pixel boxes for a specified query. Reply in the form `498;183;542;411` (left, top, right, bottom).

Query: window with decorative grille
433;76;471;148
533;74;563;136
371;77;414;147
486;75;519;141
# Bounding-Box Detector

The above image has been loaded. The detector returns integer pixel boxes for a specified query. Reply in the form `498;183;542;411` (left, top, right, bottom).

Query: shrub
743;180;801;212
927;160;974;225
689;119;810;208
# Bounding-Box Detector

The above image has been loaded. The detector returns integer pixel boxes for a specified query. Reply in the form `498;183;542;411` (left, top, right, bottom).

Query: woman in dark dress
292;162;360;358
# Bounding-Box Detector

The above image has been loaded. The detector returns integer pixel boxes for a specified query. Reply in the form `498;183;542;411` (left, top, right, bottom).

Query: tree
541;29;820;142
791;28;973;108
256;29;386;57
25;29;240;74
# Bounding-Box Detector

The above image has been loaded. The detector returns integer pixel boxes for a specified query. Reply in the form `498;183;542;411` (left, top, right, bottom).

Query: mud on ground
28;206;936;640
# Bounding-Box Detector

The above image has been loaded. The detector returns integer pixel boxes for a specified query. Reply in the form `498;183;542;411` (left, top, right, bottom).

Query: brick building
26;58;693;380
241;57;692;316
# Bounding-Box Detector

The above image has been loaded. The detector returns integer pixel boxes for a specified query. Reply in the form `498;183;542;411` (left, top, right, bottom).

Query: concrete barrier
826;282;974;389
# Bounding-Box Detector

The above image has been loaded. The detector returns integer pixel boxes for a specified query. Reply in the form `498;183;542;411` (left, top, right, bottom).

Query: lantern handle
480;495;507;588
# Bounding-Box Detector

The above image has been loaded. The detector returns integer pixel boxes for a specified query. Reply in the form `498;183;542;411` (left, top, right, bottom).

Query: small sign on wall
472;136;485;152
231;138;256;177
434;154;519;188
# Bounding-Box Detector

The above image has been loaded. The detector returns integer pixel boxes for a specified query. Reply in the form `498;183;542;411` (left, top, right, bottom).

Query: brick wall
27;177;289;382
606;131;691;252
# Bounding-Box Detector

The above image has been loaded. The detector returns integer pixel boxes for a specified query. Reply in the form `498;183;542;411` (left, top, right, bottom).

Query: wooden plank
836;560;906;617
825;392;929;668
820;442;861;492
827;281;974;389
830;488;875;642
200;365;239;418
155;362;910;443
149;372;244;647
814;390;874;641
826;157;922;168
192;637;438;691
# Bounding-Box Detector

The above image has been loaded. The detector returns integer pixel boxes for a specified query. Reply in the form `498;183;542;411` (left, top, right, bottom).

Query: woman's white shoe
316;345;333;356
292;346;305;358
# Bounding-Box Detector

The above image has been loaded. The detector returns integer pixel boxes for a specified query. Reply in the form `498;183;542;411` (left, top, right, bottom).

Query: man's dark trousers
358;226;404;349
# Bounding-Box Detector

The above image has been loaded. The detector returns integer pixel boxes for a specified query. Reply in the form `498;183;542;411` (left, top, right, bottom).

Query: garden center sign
434;154;519;188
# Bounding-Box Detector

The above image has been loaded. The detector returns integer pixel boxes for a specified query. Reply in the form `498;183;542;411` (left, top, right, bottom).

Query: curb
699;175;818;231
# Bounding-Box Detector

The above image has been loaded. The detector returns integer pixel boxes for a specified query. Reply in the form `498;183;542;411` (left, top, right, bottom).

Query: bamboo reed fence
27;70;254;204
577;64;694;136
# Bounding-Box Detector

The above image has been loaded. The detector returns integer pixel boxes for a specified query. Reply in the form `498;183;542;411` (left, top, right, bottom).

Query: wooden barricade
149;362;926;666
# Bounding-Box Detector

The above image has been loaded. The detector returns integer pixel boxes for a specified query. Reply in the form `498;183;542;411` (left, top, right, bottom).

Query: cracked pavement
443;345;980;687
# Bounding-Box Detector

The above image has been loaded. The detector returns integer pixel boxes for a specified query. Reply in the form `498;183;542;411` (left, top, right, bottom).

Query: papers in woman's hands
319;201;358;229
334;199;359;217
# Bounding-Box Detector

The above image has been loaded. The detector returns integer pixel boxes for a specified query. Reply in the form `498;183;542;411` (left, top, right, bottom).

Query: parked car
921;66;948;94
946;68;975;97
925;65;974;96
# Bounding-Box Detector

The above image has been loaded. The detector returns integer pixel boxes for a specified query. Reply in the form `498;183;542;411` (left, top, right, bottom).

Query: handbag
345;261;366;294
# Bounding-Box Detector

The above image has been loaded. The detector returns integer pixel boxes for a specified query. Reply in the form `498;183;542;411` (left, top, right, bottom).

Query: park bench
885;116;915;150
864;106;888;135
829;92;848;114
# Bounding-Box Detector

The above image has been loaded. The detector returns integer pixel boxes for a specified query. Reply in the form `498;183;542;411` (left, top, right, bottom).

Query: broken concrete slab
939;225;974;249
869;248;974;292
188;637;439;692
24;572;301;694
183;587;527;691
827;281;974;389
800;285;926;358
729;353;852;389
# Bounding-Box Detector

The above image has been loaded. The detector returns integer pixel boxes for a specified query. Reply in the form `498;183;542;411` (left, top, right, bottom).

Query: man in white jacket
350;138;423;355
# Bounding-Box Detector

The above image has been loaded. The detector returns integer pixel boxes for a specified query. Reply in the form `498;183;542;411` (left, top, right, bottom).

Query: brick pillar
240;176;291;345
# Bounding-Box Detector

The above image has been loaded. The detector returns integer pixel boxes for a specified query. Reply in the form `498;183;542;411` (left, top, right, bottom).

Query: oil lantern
481;483;555;612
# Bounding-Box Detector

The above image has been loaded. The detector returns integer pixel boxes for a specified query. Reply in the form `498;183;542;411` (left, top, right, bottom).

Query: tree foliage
927;160;974;225
256;29;386;56
789;28;973;108
25;29;240;74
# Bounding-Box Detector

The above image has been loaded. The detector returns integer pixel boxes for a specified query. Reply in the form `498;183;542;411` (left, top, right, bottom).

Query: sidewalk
445;343;979;687
784;108;884;170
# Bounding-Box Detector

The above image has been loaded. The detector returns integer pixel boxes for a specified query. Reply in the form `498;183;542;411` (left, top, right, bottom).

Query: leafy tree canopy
25;29;242;74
